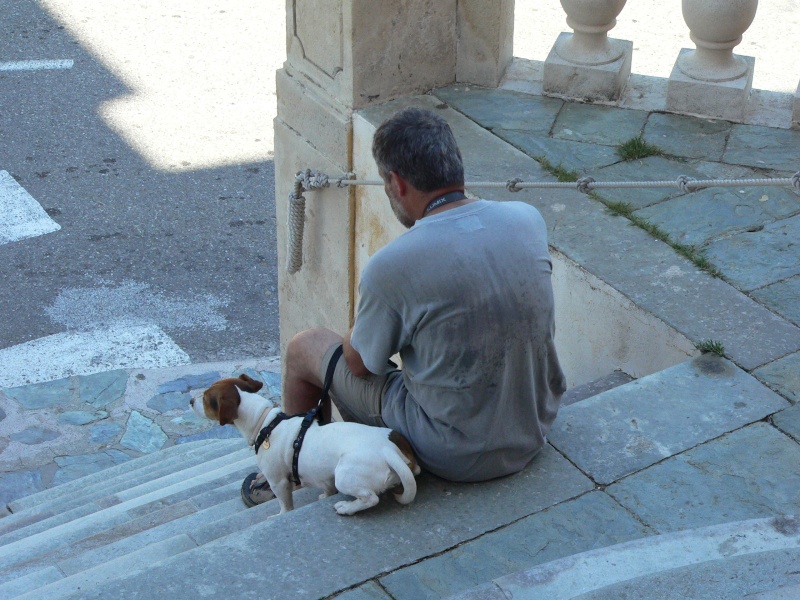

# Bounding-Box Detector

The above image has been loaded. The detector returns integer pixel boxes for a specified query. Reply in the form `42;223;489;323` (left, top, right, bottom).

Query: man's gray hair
372;107;464;192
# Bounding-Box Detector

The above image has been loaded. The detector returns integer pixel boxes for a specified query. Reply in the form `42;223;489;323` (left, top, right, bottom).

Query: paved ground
0;0;283;383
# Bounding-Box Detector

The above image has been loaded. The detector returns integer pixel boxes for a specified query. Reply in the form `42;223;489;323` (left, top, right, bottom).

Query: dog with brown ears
190;374;420;515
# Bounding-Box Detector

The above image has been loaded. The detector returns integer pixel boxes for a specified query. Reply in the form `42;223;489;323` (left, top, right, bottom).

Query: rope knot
576;177;595;194
677;175;696;194
296;169;330;191
792;171;800;190
336;172;355;188
505;178;523;193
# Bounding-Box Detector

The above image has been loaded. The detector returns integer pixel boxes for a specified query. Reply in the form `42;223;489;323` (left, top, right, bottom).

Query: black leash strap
254;412;291;456
317;343;344;424
252;345;345;484
289;344;344;484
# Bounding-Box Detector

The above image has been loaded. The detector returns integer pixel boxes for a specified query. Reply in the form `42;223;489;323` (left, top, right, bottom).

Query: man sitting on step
243;106;566;506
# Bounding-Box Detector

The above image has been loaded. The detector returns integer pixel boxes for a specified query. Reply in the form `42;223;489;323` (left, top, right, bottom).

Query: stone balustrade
541;0;779;122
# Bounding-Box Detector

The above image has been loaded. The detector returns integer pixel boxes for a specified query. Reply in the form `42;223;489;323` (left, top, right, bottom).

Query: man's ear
236;373;263;393
389;171;408;197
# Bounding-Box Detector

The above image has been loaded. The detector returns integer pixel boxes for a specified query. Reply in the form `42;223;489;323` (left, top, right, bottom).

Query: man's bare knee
286;328;343;388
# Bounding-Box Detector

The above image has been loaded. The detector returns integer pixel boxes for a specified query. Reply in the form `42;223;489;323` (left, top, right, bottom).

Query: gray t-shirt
350;200;566;482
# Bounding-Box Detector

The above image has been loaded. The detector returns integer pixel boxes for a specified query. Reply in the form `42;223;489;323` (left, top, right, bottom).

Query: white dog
191;374;420;515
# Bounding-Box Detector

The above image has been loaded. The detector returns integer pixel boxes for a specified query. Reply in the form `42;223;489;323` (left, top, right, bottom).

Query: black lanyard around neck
423;190;467;217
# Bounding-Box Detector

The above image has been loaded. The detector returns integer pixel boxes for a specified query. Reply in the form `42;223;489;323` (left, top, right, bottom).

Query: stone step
0;441;234;538
1;488;322;599
0;444;252;549
44;443;598;600
560;370;634;407
5;438;245;516
0;452;256;572
13;534;200;600
448;516;800;599
0;468;255;586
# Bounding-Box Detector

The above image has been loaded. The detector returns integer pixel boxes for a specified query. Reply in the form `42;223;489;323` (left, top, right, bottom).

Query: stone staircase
0;438;322;599
0;357;797;599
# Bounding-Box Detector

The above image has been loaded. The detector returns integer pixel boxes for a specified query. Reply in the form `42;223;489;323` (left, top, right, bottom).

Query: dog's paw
334;500;356;515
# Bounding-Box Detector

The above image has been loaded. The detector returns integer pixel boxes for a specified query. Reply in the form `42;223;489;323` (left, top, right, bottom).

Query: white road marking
0;59;74;72
0;324;190;388
0;171;61;244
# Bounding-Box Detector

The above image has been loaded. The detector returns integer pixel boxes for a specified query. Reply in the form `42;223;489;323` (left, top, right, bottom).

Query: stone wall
275;0;515;364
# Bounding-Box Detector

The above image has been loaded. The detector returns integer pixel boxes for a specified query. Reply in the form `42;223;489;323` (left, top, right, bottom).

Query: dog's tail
383;444;417;505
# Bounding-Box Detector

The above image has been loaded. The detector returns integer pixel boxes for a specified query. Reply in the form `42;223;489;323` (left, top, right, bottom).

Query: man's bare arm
343;328;371;378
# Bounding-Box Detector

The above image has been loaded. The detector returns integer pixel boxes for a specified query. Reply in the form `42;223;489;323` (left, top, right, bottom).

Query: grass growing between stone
617;136;664;161
697;339;726;356
534;158;724;280
535;156;580;183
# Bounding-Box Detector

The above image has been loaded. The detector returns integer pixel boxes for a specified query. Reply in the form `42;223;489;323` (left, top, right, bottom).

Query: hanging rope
286;169;800;273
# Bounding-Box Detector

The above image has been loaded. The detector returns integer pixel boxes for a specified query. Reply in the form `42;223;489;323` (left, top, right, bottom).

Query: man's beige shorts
320;342;401;427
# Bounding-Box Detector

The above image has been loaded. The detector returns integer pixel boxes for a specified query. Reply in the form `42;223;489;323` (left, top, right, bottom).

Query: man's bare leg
283;327;343;418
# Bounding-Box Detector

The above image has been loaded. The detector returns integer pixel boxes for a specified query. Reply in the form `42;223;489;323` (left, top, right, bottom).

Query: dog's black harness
253;344;343;485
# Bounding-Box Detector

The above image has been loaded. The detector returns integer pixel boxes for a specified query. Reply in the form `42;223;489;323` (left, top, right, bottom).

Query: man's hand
343;328;371;378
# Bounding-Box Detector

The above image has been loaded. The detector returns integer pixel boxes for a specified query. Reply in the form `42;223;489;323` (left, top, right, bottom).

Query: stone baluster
543;0;632;101
667;0;759;121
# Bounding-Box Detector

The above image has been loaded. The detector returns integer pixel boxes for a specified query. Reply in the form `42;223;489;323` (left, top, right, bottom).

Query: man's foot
241;472;276;508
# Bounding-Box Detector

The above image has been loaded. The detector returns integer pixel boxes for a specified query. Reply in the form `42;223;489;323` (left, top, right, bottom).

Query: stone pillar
457;0;515;87
542;0;632;102
275;1;515;360
667;0;758;122
792;80;800;130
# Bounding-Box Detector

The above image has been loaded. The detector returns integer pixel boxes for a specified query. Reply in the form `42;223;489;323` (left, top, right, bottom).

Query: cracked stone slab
606;423;800;533
494;131;621;174
704;213;800;291
772;404;800;440
5;377;75;410
753;352;800;404
547;355;789;485
552;103;648;146
10;427;60;445
78;370;128;408
156;371;221;394
724;124;800;172
643;112;731;161
89;421;123;445
380;491;651;600
334;582;393;600
633;187;791;247
147;391;192;413
593;156;706;209
432;86;563;136
58;410;108;426
752;276;800;328
120;411;167;453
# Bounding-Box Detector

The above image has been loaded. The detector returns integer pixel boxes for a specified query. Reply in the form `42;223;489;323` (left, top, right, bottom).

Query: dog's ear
217;388;240;426
236;373;263;393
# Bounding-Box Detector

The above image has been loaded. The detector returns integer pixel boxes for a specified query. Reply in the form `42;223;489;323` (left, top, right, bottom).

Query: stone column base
542;33;632;102
792;80;800;130
667;49;755;122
